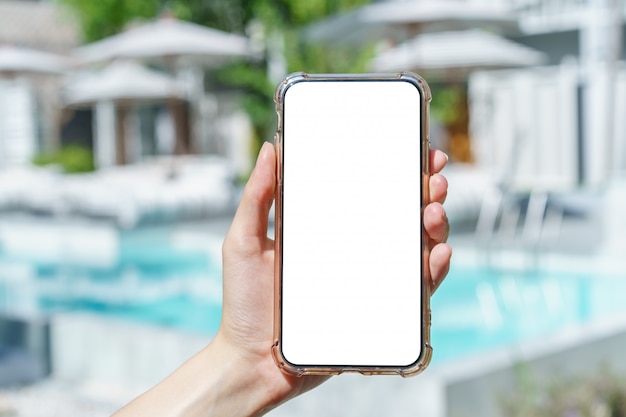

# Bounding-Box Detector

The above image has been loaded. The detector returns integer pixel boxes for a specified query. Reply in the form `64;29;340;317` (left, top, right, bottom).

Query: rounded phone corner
271;340;306;377
398;71;432;103
274;72;310;107
399;344;433;378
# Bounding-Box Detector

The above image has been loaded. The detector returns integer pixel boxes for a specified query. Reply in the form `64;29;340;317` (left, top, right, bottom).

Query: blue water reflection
2;233;626;364
431;263;626;363
0;228;223;334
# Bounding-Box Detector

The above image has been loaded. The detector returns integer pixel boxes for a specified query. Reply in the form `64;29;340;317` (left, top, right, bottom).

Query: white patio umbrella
63;61;186;167
371;30;547;78
304;0;518;45
74;15;253;157
0;45;70;76
371;29;547;163
0;46;71;167
75;16;252;65
63;60;184;106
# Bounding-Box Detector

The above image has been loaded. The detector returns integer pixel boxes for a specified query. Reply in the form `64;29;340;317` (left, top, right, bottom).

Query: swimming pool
0;227;625;364
431;263;626;362
0;226;224;334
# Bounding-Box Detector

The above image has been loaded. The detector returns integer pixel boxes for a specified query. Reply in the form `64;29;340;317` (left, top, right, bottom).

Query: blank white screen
281;80;423;367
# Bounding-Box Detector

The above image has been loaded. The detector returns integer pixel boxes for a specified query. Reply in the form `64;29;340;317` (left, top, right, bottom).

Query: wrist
208;332;286;417
112;332;282;417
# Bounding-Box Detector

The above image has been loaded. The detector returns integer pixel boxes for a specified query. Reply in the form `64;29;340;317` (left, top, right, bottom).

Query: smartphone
272;72;432;377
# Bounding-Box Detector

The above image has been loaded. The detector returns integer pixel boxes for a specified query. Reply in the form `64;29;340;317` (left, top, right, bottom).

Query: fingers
429;148;448;174
429;173;447;204
429;148;448;204
430;243;452;293
426;148;452;293
224;142;276;253
424;202;449;244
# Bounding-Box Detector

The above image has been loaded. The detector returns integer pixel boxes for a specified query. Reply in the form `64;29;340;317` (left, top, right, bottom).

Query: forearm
111;333;276;417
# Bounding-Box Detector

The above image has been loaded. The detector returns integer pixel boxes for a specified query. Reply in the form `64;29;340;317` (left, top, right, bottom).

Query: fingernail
257;142;271;164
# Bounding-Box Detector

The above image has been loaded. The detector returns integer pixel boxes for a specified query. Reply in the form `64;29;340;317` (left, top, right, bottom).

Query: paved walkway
0;380;119;417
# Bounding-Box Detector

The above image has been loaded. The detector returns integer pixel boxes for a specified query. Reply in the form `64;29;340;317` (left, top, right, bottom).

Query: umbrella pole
163;56;188;156
170;98;188;155
116;105;128;165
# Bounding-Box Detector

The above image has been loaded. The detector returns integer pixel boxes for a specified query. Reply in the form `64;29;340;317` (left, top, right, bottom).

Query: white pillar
94;100;116;169
126;109;141;163
0;79;37;166
580;0;623;185
180;65;205;154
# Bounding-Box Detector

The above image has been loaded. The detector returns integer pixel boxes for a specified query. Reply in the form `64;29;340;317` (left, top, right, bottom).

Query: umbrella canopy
62;61;184;106
0;44;70;75
75;16;252;65
304;0;518;45
371;30;547;78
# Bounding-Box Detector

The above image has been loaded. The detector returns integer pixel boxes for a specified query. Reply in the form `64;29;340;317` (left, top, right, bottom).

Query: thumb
226;142;276;249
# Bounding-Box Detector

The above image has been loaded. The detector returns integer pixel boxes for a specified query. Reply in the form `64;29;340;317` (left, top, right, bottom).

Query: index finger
429;148;448;174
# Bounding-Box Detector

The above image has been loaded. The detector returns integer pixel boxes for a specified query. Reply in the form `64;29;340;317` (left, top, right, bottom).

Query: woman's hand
217;143;452;413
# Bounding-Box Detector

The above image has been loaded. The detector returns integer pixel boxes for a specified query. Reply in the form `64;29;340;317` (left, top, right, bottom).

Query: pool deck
0;380;118;417
1;188;626;416
267;309;626;417
3;300;626;417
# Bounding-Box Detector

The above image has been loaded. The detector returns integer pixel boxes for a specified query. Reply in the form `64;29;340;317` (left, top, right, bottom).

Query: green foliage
430;84;466;126
59;0;371;43
284;32;376;74
33;145;95;174
59;0;160;42
502;365;626;417
213;61;274;159
169;0;249;33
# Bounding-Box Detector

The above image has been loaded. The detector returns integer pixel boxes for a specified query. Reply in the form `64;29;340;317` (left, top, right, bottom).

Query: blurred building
0;1;253;178
470;0;626;188
0;0;80;165
0;0;78;52
306;0;625;189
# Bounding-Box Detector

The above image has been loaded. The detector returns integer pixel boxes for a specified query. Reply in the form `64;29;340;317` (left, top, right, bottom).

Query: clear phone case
272;72;432;377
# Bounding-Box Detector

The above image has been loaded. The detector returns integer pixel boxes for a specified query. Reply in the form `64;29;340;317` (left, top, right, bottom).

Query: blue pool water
431;264;626;362
0;228;224;334
1;230;625;364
